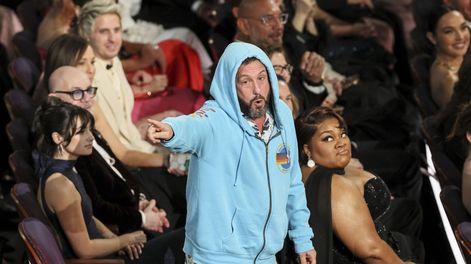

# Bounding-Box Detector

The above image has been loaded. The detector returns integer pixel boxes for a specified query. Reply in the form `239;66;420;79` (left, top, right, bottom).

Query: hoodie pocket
221;208;261;256
263;212;288;255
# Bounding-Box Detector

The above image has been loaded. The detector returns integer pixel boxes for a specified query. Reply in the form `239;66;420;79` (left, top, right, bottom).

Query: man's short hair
76;0;121;39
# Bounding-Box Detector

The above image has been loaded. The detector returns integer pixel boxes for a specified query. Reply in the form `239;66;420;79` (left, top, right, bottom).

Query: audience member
76;0;179;152
448;103;471;215
146;42;316;264
436;55;471;172
427;4;469;108
294;106;424;264
36;0;79;50
267;46;339;109
277;74;299;118
32;98;179;263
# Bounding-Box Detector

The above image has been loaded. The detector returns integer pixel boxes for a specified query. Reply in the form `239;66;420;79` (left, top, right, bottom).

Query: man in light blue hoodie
146;42;316;263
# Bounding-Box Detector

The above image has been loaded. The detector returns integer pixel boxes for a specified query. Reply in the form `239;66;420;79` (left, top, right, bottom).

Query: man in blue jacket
147;42;316;263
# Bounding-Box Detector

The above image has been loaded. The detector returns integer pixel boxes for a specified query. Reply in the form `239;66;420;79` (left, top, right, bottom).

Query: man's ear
237;18;251;36
426;31;437;45
51;132;64;145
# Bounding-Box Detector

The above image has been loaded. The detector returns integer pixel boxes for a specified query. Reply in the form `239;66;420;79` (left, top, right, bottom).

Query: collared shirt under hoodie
161;42;313;263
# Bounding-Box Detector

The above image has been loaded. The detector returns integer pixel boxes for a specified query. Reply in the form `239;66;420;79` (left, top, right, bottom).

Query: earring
307;157;315;168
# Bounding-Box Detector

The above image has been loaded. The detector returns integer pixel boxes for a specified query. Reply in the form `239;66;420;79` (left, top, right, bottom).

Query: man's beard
239;92;270;119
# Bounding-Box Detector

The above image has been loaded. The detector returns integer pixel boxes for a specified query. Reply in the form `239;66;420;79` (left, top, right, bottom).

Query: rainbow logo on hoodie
276;144;291;173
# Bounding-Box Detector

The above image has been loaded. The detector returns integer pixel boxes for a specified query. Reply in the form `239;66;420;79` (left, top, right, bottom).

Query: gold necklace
435;59;461;73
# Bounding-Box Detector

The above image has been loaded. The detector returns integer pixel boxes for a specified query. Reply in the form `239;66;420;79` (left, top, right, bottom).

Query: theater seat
4;88;35;126
18;217;124;264
10;183;47;223
8;150;37;191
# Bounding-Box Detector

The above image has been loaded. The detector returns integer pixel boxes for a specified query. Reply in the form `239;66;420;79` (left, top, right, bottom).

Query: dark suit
75;131;143;234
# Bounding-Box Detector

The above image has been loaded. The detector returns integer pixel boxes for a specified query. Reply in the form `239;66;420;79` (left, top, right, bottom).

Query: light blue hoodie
161;42;313;263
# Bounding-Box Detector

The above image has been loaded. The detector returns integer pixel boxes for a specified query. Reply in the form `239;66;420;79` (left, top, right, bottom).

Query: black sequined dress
305;165;420;264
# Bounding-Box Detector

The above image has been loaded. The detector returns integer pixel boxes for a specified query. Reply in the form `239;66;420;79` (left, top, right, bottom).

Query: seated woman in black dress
295;106;423;264
32;98;171;263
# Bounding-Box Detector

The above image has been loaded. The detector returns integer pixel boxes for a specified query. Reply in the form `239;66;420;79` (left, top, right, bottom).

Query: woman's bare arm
331;175;404;264
45;173;146;259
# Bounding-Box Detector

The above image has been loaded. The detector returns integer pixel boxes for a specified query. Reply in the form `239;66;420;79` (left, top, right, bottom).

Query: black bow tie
106;63;113;70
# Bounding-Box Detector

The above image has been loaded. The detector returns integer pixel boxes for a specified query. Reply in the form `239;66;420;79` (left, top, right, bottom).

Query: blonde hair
76;0;121;39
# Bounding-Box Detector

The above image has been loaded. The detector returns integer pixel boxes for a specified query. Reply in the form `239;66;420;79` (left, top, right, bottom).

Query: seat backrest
18;217;66;264
455;221;471;261
11;30;41;70
9;150;37;191
10;182;48;224
4;88;35;126
8;57;40;94
440;185;471;230
6;118;31;152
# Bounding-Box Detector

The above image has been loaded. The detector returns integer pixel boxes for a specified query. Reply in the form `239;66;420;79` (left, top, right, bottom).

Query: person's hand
326;78;343;96
347;0;374;9
139;199;149;210
122;230;147;245
146;119;174;144
117;231;146;260
168;167;188;177
321;94;337;107
298;249;316;264
142;199;170;233
123;242;144;260
351;22;376;38
140;43;167;72
294;0;317;14
132;70;153;86
300;51;325;84
139;74;168;94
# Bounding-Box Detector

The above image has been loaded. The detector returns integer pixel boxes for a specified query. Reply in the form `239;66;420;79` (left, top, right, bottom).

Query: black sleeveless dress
35;153;102;258
305;165;422;264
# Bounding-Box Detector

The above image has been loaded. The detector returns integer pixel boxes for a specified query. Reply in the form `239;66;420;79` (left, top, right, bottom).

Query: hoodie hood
210;42;285;133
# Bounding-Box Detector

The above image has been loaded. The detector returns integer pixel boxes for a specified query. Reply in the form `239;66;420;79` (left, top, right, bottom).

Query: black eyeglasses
273;64;293;74
54;86;98;101
243;13;288;26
